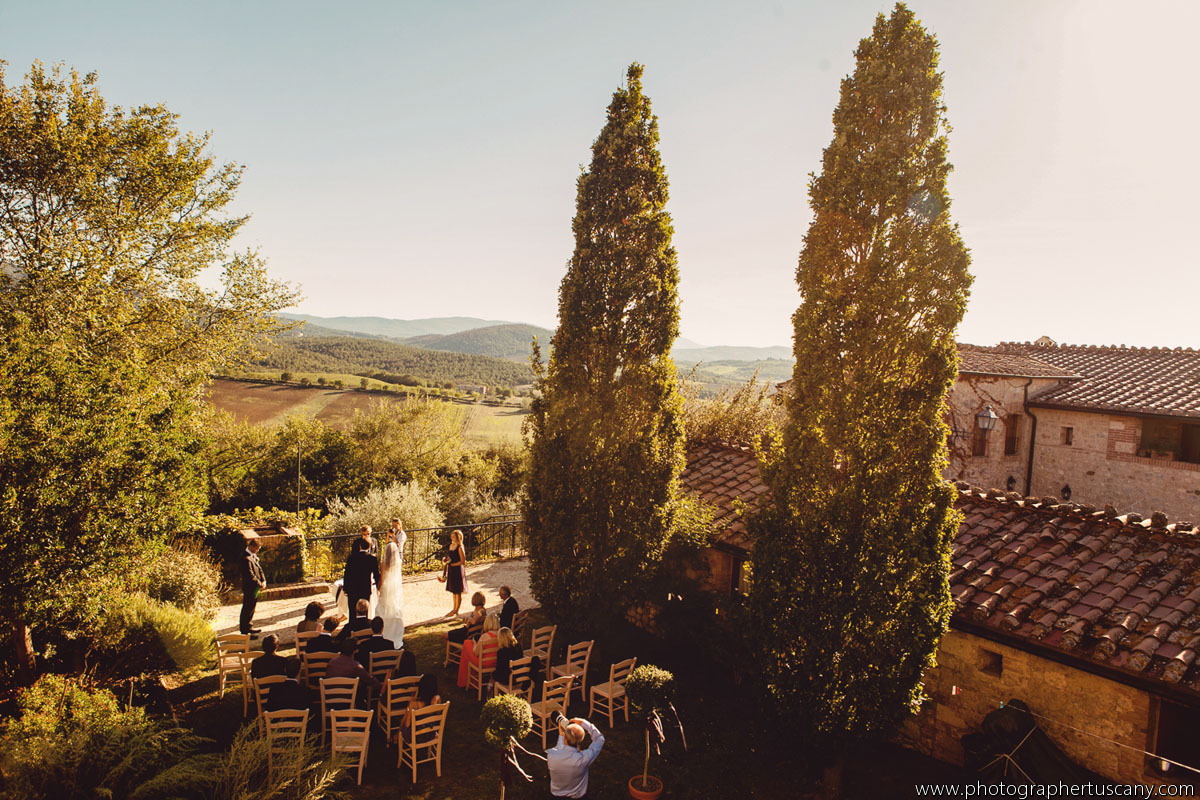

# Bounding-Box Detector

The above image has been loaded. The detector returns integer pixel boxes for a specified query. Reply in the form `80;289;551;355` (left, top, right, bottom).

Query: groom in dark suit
240;538;267;636
343;537;380;624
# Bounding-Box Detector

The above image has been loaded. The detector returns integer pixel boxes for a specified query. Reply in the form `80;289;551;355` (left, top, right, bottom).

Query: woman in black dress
442;529;467;616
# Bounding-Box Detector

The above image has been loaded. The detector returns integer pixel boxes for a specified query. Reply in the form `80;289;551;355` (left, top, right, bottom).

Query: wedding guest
355;616;397;666
307;617;341;654
442;529;467;617
337;599;372;642
265;659;309;712
251;634;288;679
327;639;380;705
457;613;500;688
498;585;519;629
491;627;523;686
395;648;418;679
547;715;606;799
239;538;266;637
296;602;325;634
444;591;487;648
400;673;441;741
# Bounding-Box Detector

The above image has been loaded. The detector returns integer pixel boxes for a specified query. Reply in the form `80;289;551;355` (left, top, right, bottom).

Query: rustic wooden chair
466;635;500;701
264;709;309;782
351;628;373;646
330;708;373;786
238;651;264;716
397;701;450;782
529;625;556;665
550;640;594;704
589;657;637;728
529;675;574;749
319;677;359;746
376;675;421;743
491;655;535;702
295;630;320;655
302;651;335;690
444;619;483;669
215;633;250;701
510;608;531;642
253;675;288;736
368;649;406;705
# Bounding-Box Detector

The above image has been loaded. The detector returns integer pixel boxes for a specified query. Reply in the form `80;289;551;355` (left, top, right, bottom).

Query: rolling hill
404;323;554;361
279;313;520;340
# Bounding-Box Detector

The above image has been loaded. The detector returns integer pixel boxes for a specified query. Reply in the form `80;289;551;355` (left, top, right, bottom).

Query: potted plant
481;693;541;800
625;664;687;800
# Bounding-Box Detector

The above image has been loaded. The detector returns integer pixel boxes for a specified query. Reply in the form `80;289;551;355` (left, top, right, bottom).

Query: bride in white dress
377;521;407;645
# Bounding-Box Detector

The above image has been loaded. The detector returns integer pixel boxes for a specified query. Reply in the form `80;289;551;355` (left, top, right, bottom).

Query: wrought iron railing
303;516;526;583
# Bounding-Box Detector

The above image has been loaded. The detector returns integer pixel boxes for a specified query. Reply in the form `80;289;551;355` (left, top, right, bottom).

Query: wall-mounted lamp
1006;476;1017;491
976;406;999;432
1061;484;1072;501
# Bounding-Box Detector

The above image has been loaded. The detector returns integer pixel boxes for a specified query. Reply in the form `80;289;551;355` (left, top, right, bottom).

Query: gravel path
213;557;533;649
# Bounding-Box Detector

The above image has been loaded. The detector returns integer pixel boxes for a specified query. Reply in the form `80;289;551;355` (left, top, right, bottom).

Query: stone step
225;581;331;603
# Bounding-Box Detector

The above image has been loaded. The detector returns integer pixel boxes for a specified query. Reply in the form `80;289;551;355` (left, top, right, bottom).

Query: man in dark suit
240;538;267;636
265;659;310;712
251;634;288;679
355;617;397;667
307;617;340;653
498;585;519;629
342;538;380;624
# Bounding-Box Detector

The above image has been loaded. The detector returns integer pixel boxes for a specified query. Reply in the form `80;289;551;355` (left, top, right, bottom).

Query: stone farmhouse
679;439;1200;788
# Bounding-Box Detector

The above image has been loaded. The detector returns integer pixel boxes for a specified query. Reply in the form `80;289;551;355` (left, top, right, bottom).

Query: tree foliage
524;64;685;634
748;3;972;754
0;62;296;672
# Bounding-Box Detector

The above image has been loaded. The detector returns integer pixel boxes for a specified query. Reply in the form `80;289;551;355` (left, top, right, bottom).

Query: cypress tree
748;2;972;779
524;64;684;634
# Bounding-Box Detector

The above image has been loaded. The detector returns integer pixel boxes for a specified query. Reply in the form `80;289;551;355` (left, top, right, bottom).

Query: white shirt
546;719;604;798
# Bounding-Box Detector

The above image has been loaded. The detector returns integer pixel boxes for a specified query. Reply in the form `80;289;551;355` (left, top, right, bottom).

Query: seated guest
498;585;519;630
491;626;523;686
307;617;341;653
265;658;309;712
327;639;381;704
457;613;500;688
296;601;325;634
251;634;288;679
444;591;487;646
355;616;397;666
401;673;441;741
395;648;418;679
336;599;372;641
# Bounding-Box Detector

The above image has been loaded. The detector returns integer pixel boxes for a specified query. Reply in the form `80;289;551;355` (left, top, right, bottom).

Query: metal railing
303;516;526;583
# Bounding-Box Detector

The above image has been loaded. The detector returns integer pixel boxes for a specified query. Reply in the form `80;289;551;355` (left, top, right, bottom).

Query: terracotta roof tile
957;344;1081;379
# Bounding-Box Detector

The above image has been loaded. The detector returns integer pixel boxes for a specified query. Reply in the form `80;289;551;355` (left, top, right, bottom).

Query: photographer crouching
546;711;605;799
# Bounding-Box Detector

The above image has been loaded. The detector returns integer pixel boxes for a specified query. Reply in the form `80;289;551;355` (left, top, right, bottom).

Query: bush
626;664;676;715
141;539;224;619
326;480;444;535
89;593;213;678
0;674;207;800
481;694;532;749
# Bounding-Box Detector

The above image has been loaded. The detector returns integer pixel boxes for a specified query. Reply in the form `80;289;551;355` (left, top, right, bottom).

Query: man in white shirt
546;714;605;799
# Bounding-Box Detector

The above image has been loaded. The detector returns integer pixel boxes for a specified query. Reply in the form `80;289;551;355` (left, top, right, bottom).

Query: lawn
175;611;962;799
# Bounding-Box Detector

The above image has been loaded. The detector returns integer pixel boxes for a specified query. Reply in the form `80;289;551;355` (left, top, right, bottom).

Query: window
1148;699;1200;783
1062;426;1074;446
979;649;1003;678
1004;414;1020;456
972;424;988;457
1140;419;1200;464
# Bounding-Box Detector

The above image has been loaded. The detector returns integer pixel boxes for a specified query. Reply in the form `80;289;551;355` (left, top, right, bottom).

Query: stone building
680;440;1200;788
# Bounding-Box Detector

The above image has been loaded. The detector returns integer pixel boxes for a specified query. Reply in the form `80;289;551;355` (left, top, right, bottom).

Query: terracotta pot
628;774;663;799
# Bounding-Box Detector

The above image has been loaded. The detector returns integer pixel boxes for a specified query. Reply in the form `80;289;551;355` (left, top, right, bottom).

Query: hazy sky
3;1;1198;348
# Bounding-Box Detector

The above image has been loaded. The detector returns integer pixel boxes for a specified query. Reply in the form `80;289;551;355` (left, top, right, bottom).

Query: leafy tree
524;64;685;634
747;5;972;790
0;62;296;677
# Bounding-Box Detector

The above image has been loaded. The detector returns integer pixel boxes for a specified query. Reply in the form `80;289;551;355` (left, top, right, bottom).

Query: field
205;378;527;445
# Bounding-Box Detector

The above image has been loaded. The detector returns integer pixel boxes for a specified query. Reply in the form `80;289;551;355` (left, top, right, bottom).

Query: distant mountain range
407;323;554;361
280;313;518;340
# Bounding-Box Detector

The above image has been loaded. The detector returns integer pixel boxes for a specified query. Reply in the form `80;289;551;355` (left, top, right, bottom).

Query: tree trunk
8;618;35;683
820;752;845;800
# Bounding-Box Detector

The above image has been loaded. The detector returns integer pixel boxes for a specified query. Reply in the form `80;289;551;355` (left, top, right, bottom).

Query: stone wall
904;629;1161;785
1029;408;1200;521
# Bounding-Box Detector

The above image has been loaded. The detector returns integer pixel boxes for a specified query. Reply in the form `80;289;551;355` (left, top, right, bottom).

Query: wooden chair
264;709;309;782
351;628;373;646
319;677;359;746
238;651;264;716
295;630;320;655
397;701;450;782
510;608;531;641
550;640;594;704
466;635;500;701
529;675;574;749
376;675;421;743
589;657;637;727
529;625;556;665
491;655;535;702
302;651;335;690
253;675;288;736
369;649;405;684
444;620;483;669
215;633;250;700
330;708;373;786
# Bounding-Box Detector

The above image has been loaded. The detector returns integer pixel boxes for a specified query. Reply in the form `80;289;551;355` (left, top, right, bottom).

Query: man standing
343;538;380;624
547;714;605;799
359;524;378;556
240;538;266;637
498;585;519;629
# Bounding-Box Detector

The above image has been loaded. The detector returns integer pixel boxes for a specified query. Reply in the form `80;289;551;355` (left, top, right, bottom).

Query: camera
551;711;568;728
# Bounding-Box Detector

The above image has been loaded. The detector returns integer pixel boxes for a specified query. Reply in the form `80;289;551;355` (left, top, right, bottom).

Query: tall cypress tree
749;3;972;777
524;64;684;634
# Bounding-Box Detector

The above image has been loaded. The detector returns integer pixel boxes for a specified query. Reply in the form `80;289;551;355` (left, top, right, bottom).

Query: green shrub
141;539;224;619
326;480;444;535
0;674;207;800
626;664;676;714
90;593;213;678
481;694;532;749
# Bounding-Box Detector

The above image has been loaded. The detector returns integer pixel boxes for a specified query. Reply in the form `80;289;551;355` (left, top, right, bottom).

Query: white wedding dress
377;536;406;645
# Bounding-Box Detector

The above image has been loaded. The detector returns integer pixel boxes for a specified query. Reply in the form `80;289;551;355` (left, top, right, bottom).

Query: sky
3;1;1198;349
